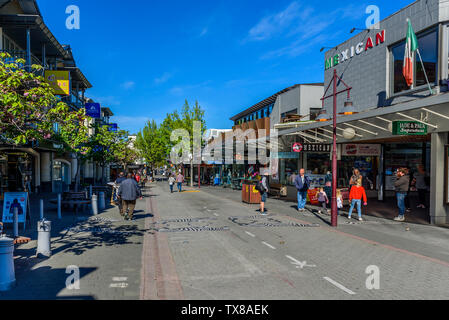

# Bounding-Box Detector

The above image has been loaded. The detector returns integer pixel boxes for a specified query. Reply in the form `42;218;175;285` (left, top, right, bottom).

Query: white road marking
262;242;276;250
213;213;219;217
112;277;128;282
110;282;128;288
323;277;356;295
245;231;256;238
286;255;316;269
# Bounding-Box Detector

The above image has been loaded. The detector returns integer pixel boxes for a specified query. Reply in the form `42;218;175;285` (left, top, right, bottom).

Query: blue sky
38;0;410;133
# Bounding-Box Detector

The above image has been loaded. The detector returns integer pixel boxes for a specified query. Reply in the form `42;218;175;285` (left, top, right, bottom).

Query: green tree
135;120;166;176
110;130;138;174
0;53;71;145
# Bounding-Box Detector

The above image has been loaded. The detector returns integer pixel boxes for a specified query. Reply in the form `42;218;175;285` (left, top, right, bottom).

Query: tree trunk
75;157;81;192
190;159;193;187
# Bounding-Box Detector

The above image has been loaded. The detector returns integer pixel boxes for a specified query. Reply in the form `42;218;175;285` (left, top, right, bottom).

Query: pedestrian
404;166;413;213
114;172;126;212
295;169;310;212
117;173;143;221
336;189;344;215
324;170;332;212
317;187;329;214
348;178;367;221
349;169;363;191
415;165;427;209
394;168;410;222
176;171;184;193
259;171;269;215
168;174;176;193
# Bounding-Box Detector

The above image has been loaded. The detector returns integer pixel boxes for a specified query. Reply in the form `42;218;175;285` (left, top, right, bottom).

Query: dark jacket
118;178;142;201
395;175;410;193
295;175;310;192
115;177;126;185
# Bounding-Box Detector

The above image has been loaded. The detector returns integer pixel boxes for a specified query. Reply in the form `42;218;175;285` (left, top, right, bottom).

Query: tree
0;53;69;145
56;109;91;191
110;130;138;173
135;120;166;176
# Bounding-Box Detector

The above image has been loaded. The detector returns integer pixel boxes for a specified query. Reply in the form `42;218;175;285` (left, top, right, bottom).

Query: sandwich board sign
2;192;30;231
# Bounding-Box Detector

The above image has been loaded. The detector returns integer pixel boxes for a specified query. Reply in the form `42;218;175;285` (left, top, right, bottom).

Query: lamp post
317;69;354;227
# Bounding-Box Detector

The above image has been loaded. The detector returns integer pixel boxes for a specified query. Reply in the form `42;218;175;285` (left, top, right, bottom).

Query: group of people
257;165;426;222
114;172;143;221
168;171;185;193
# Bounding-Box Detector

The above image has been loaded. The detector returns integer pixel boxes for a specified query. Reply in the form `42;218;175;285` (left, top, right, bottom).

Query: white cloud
247;1;303;41
121;81;135;90
88;95;121;106
154;72;173;84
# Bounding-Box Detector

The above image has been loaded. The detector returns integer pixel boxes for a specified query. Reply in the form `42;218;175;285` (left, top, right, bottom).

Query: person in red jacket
348;178;367;221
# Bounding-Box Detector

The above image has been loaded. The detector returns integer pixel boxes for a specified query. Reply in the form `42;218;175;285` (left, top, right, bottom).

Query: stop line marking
323;277;356;295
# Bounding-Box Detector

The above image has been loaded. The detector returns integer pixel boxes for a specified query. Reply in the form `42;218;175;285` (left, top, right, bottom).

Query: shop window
391;28;438;94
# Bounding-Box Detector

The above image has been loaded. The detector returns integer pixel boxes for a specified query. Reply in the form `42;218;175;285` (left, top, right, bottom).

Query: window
391;28;438;94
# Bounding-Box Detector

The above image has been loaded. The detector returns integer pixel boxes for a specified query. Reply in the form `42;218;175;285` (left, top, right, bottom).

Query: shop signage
274;152;300;159
107;123;118;132
292;143;303;153
2;192;30;231
85;103;101;119
342;144;381;156
392;121;427;136
325;30;386;70
44;70;71;95
303;144;331;153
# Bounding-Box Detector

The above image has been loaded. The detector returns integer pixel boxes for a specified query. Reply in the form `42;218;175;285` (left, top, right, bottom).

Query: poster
342;144;381;156
44;70;70;95
2;192;29;226
307;174;326;189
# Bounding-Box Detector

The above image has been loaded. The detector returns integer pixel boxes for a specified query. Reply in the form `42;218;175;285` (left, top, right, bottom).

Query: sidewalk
0;188;150;300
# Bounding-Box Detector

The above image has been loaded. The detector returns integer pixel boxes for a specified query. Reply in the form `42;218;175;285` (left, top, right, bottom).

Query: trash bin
242;180;261;204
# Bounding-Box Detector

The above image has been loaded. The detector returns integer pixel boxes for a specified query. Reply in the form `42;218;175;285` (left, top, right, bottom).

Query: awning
277;92;449;144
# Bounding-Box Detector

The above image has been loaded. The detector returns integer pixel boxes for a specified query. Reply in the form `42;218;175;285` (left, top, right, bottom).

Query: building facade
277;0;449;224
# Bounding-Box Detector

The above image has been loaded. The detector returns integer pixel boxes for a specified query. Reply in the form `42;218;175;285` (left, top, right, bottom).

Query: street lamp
318;69;353;227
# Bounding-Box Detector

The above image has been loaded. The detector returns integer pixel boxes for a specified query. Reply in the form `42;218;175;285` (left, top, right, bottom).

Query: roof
0;0;41;16
230;83;324;121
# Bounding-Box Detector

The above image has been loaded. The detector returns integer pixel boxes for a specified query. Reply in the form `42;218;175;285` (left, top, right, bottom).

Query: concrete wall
430;132;449;224
323;0;447;114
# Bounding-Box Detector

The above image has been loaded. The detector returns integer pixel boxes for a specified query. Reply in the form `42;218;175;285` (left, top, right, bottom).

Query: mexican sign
2;192;30;230
44;70;71;95
392;121;427;136
85;103;101;119
325;30;385;70
303;144;331;153
342;144;381;156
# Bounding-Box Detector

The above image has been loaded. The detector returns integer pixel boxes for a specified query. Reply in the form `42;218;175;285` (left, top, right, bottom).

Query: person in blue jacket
295;169;310;212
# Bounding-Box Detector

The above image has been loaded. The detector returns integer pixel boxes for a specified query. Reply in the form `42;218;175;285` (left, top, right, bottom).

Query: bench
50;192;91;215
269;183;287;197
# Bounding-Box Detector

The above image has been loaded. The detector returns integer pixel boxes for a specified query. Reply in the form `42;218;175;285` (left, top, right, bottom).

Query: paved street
2;180;449;300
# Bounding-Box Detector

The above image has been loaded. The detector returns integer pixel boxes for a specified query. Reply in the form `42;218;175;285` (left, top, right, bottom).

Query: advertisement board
85;103;101;119
2;192;30;230
342;144;381;156
44;70;70;95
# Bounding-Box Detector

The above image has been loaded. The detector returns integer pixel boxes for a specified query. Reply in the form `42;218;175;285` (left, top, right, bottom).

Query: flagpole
416;48;434;95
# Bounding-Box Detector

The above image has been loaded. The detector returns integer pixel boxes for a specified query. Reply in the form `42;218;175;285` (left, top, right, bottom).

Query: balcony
0;50;46;70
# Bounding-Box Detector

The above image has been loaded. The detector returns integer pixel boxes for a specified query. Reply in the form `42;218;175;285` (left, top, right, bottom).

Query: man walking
295;169;310;212
394;168;410;222
114;172;126;213
118;173;143;221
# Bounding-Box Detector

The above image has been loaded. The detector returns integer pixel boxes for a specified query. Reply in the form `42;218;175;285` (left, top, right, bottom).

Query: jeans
261;192;267;203
177;182;182;192
170;184;174;193
297;191;307;210
348;199;362;218
396;192;407;217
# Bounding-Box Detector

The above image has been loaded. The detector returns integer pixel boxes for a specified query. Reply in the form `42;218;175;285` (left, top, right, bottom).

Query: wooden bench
269;183;287;197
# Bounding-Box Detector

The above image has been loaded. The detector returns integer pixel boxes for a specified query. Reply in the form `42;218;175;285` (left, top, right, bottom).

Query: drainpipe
26;28;31;72
41;43;46;70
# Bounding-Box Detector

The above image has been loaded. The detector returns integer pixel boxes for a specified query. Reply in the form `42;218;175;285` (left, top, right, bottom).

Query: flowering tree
0;52;68;145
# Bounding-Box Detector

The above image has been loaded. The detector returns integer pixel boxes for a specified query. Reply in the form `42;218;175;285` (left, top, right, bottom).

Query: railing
0;50;44;68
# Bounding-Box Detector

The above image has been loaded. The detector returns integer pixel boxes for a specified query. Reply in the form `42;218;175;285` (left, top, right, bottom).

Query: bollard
99;192;105;211
13;207;18;239
57;194;62;220
89;185;93;199
40;199;44;220
91;194;98;215
0;236;16;291
36;220;51;258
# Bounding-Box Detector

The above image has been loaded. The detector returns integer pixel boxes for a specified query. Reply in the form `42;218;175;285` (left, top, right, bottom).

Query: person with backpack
258;171;269;215
295;168;310;212
168;174;176;193
348;178;368;221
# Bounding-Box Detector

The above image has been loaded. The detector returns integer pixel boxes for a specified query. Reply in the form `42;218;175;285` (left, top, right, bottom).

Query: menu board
1;192;30;231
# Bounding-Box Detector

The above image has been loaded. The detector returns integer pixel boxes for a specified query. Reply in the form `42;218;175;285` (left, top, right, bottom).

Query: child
348;179;368;221
168;175;176;193
317;187;329;214
336;189;343;215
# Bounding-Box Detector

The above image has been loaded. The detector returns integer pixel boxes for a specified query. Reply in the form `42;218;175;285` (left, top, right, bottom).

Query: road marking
323;277;356;295
286;255;316;269
110;282;129;288
262;241;276;250
245;231;256;238
112;277;128;282
213;213;219;217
